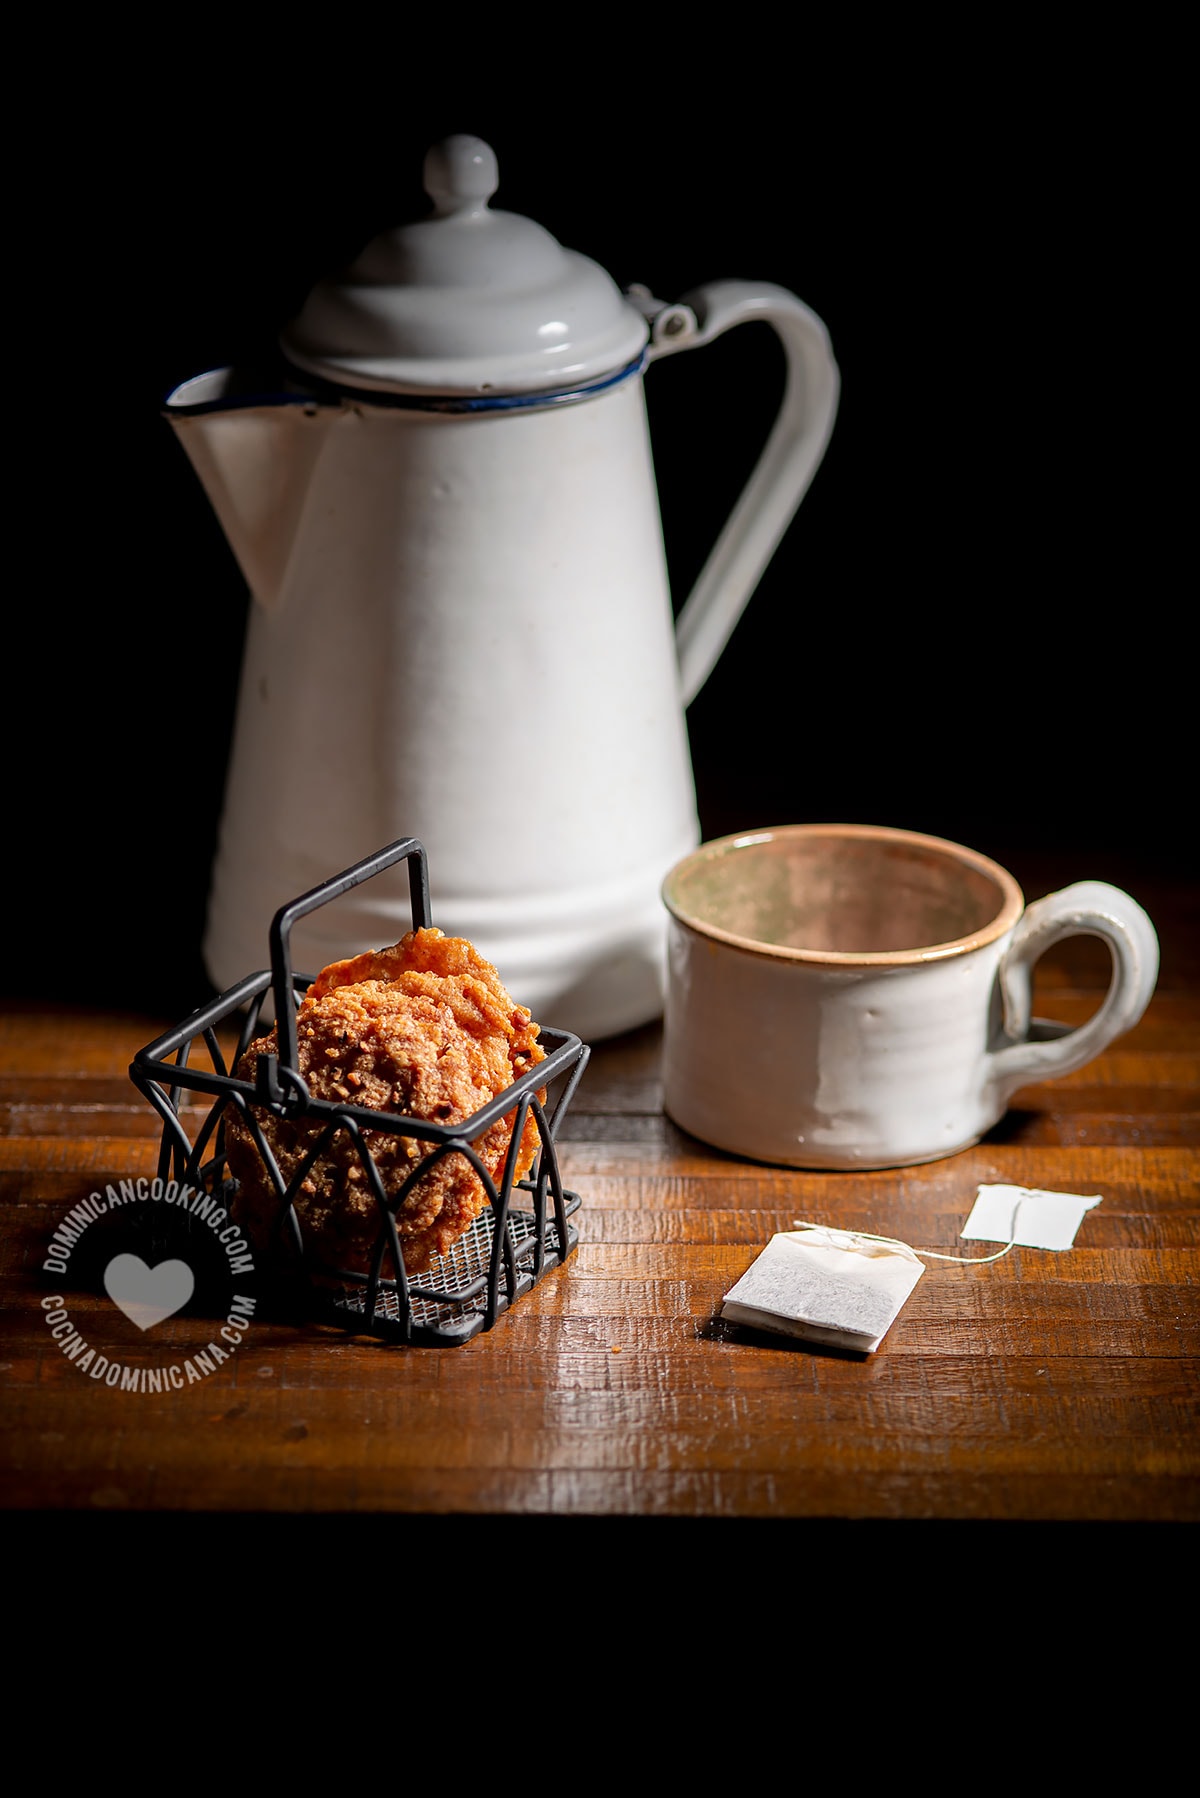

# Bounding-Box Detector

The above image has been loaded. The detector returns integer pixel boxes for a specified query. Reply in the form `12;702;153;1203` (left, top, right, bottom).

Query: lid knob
423;134;499;218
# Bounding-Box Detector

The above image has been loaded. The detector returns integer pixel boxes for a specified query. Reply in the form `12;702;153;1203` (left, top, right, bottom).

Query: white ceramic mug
661;824;1159;1169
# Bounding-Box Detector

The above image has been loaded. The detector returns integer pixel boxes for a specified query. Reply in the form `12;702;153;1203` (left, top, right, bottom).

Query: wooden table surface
3;855;1197;1600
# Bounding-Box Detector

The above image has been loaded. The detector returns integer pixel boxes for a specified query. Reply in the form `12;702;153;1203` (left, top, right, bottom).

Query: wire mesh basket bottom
323;1191;583;1345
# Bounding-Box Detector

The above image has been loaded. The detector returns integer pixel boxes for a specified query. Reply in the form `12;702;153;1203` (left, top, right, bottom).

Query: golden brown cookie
224;928;546;1276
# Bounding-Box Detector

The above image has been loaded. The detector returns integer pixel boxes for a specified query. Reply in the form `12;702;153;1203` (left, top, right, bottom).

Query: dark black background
8;29;1188;1016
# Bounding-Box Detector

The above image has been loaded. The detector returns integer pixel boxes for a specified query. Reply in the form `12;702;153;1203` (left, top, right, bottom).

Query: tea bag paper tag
721;1228;925;1354
962;1184;1102;1251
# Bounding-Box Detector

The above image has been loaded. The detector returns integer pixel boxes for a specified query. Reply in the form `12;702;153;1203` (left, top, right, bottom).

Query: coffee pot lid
281;135;649;397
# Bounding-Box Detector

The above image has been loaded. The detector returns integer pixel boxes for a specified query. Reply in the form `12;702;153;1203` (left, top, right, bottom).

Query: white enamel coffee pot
166;135;839;1038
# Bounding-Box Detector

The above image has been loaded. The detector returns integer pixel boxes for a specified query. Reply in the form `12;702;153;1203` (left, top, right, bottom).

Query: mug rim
661;823;1025;966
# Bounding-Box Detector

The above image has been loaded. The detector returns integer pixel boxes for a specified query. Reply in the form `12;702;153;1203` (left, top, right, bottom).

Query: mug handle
987;881;1160;1102
638;280;840;707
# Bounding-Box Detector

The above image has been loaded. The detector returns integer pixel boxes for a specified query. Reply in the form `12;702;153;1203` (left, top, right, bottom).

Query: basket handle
268;837;431;1081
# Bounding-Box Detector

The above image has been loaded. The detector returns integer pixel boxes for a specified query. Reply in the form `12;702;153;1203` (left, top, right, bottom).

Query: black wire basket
129;837;589;1346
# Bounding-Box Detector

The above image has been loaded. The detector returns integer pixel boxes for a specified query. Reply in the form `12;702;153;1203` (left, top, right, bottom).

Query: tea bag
720;1226;925;1354
721;1186;1104;1354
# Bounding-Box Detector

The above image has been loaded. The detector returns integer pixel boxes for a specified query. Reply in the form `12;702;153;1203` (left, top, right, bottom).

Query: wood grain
2;886;1197;1554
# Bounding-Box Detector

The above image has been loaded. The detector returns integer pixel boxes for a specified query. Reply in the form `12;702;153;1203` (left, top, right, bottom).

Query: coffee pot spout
163;369;332;610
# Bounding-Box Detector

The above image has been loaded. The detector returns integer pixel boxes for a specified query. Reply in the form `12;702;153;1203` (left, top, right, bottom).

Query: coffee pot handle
642;279;840;707
986;882;1160;1101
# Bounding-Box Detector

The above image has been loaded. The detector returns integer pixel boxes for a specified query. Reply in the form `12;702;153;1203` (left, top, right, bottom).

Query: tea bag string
790;1197;1027;1265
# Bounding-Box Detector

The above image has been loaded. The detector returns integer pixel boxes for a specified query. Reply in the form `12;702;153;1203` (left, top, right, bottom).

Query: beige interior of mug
662;824;1024;962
